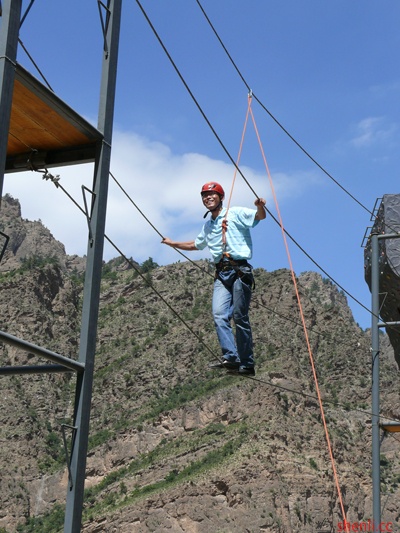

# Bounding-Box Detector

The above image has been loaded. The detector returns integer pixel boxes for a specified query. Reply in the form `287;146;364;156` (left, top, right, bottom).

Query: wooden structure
6;64;102;173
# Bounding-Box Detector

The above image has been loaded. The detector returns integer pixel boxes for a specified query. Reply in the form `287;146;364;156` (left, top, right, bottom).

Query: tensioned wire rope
15;0;397;326
193;0;400;341
15;0;385;326
40;167;400;530
44;130;346;520
14;0;55;91
11;172;389;522
15;0;395;429
131;0;398;391
40;169;400;429
40;165;394;528
132;0;381;323
11;0;399;222
15;10;398;526
111;169;371;358
194;0;395;224
131;0;396;416
12;0;381;419
16;0;396;504
133;0;400;366
11;5;399;522
17;0;382;361
130;3;395;522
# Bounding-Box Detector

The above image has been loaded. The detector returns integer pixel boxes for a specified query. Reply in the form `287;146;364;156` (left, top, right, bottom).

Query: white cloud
350;117;397;148
3;130;318;265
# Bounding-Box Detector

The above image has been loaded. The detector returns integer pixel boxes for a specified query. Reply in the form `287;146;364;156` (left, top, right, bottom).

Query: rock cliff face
0;193;86;274
0;195;399;533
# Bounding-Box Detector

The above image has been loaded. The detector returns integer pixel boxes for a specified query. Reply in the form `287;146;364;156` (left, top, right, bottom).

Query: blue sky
4;1;400;330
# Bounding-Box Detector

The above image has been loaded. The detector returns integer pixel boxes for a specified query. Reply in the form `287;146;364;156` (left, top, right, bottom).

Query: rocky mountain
0;195;399;533
0;194;86;275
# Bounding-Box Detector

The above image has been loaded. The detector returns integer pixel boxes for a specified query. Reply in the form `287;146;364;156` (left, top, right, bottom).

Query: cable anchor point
42;169;60;188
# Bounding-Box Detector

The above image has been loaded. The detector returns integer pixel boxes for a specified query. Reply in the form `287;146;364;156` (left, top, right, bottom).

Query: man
162;181;266;376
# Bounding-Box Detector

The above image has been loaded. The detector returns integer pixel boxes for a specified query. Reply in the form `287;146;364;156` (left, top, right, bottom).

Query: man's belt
215;258;249;272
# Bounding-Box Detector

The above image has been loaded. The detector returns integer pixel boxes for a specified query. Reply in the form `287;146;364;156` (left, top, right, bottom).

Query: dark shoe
238;366;255;376
209;360;240;370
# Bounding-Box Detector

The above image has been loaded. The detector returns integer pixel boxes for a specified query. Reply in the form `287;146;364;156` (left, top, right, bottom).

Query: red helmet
201;182;225;198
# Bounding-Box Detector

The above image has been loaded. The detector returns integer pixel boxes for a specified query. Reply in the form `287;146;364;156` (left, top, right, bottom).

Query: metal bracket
0;55;17;67
97;1;111;56
41;168;60;187
379;291;388;315
19;0;35;28
0;231;9;263
361;226;372;248
371;197;382;222
26;149;47;172
81;185;96;246
61;424;78;490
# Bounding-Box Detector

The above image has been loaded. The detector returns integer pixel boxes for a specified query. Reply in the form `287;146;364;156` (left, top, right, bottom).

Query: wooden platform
6;64;103;173
380;423;400;433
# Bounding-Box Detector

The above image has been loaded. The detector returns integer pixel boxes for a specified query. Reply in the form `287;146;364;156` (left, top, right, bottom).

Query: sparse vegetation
140;257;159;273
19;254;60;271
1;196;398;531
16;503;64;533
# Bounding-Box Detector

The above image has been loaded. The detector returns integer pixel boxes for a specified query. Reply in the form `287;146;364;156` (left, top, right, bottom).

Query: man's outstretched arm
162;237;198;251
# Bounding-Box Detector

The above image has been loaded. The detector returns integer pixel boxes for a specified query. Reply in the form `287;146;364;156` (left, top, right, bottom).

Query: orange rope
222;94;252;252
248;103;349;528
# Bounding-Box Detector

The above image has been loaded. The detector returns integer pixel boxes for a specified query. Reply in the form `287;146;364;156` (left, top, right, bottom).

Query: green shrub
140;257;159;273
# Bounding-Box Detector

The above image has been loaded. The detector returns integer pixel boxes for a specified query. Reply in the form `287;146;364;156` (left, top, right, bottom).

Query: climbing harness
214;256;255;289
215;257;249;272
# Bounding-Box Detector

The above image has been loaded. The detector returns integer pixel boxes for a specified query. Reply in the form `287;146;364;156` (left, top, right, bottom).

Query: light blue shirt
195;207;259;263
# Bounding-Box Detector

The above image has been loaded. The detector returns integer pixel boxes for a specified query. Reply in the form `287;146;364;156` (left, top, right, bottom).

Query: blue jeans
212;266;254;368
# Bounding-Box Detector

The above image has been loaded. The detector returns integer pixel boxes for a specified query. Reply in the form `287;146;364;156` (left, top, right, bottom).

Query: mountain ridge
0;194;399;533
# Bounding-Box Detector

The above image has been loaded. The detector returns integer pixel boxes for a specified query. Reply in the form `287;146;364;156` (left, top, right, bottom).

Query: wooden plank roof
6;64;103;173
